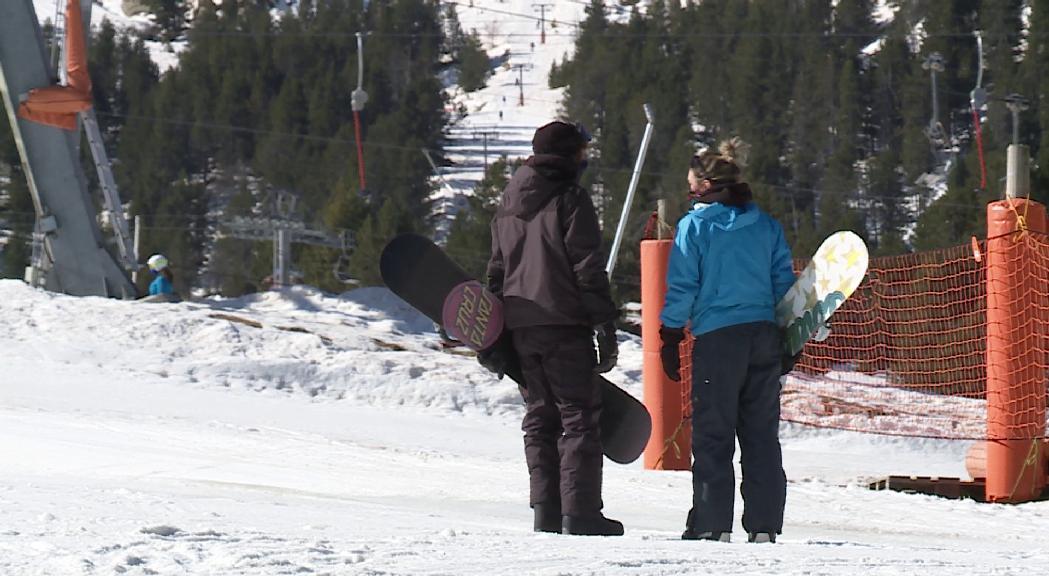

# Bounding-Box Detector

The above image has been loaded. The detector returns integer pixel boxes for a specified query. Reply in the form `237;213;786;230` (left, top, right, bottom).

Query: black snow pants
512;325;603;516
688;321;786;535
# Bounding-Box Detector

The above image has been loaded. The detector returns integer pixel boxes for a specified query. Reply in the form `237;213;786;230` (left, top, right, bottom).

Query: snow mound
0;280;525;417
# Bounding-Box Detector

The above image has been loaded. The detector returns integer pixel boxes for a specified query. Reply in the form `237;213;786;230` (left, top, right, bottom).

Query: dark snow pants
688;321;786;535
512;325;603;516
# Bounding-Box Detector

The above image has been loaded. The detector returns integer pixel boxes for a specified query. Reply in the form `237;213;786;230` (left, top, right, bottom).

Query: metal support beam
472;130;499;172
274;227;290;288
82;108;136;269
607;103;655;278
1004;94;1031;201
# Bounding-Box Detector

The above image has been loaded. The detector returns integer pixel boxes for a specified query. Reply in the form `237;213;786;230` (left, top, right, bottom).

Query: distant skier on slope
659;138;796;544
482;121;623;536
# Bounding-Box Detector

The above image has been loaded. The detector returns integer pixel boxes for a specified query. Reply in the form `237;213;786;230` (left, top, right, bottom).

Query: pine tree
208;168;266;296
911;159;984;251
1025;0;1049;202
458;33;490;93
818;149;865;239
0;19;67;278
0;170;33;280
145;0;188;42
348;197;406;286
979;0;1024;150
445;158;510;279
866;146;909;255
256;76;308;189
90;21;119;121
926;0;981;114
782;0;833;252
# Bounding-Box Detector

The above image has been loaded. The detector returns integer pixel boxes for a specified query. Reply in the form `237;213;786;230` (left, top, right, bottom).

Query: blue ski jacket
659;201;795;336
149;275;173;296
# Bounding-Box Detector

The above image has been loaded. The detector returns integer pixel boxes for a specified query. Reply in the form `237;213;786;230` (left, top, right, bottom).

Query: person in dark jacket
659;138;796;544
484;120;623;536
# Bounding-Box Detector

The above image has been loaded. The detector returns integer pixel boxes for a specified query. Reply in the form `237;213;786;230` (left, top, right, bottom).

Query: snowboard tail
776;231;869;356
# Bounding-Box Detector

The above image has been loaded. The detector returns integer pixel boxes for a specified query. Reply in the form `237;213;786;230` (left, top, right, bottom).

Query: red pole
985;199;1048;502
353;110;367;191
973;107;987;190
641;239;690;470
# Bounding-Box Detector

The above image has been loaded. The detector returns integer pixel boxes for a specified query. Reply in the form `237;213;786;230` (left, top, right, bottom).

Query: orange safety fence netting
678;234;1049;441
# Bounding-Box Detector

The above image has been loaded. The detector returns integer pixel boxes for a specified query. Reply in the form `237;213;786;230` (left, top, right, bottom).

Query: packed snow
3;279;1049;575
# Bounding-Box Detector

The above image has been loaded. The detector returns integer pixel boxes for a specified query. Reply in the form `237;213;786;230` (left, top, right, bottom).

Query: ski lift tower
922;51;948;157
0;0;136;297
222;190;354;289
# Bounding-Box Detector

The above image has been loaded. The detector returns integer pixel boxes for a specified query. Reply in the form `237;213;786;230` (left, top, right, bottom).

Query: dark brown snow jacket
486;154;618;329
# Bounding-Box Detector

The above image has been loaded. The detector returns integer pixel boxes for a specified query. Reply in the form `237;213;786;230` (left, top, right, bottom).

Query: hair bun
718;137;750;168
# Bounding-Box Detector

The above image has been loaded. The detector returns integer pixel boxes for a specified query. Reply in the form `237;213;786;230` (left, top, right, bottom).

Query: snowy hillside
33;0;186;72
3;279;1049;574
432;1;594;240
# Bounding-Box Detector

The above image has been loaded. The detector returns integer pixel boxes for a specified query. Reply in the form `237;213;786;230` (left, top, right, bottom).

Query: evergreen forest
2;0;1048;305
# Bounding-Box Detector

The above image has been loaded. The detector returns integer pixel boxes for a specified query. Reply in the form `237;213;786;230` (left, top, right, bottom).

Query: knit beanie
532;121;589;158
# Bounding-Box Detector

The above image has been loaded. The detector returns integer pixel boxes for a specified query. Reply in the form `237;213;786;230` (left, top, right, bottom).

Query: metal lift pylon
0;0;136;297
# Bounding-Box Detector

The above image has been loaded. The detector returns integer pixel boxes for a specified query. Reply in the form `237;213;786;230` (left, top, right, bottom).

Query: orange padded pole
641;239;690;470
18;0;93;130
985;199;1048;502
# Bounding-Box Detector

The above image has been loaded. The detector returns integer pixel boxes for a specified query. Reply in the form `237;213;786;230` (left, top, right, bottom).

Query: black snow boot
681;509;730;541
561;514;624;536
682;528;731;542
533;503;562;533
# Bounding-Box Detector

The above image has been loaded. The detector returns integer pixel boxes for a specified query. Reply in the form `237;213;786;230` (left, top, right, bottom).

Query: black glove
780;329;803;375
594;321;619;374
477;345;508;379
477;331;516;379
659;325;685;382
781;349;802;375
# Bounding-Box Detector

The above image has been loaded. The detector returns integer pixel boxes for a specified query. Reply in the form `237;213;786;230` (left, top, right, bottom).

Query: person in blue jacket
147;254;175;296
659;137;796;544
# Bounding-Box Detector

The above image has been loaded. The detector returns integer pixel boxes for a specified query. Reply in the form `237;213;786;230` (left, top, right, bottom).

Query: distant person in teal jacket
147;253;174;296
658;137;795;544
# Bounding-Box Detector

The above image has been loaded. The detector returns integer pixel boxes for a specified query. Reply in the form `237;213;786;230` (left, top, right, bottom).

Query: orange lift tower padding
18;0;93;131
641;238;690;470
985;199;1049;502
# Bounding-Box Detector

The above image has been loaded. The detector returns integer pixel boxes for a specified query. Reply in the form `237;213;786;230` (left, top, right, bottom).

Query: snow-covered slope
433;1;592;240
3;279;1049;575
32;0;187;73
